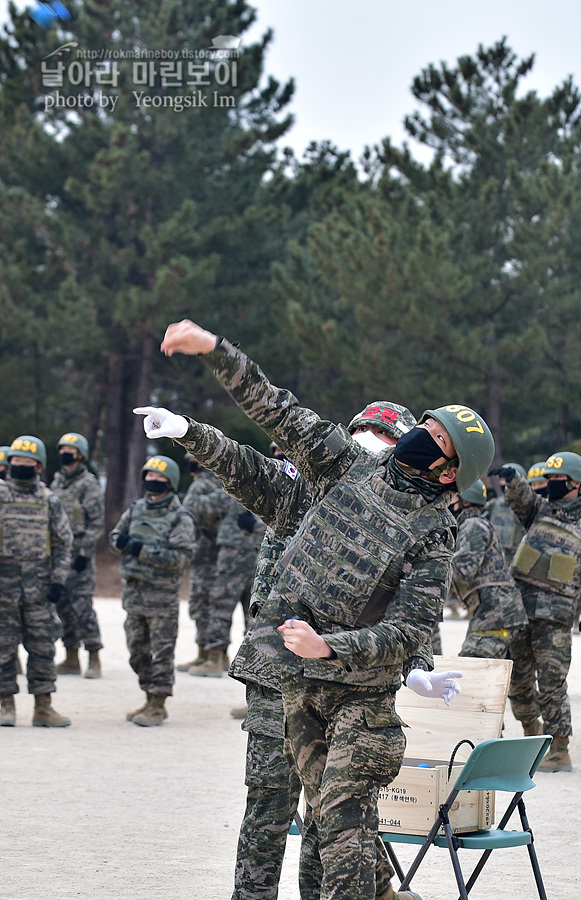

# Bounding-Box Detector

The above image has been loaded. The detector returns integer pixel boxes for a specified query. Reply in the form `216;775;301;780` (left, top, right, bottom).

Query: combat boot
56;648;81;675
84;650;102;679
132;694;167;727
177;645;207;671
189;649;225;678
376;886;423;900
522;718;542;736
0;696;16;727
32;693;71;727
126;692;168;722
537;736;572;772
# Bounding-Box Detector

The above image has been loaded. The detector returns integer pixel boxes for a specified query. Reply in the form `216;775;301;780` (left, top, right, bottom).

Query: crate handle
447;739;475;781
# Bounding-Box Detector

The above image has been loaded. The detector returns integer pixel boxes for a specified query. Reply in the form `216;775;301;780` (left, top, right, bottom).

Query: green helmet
504;462;527;479
460;478;487;506
8;435;47;468
348;401;417;441
0;446;11;467
141;455;180;491
421;405;495;494
527;462;546;483
543;451;581;482
58;432;89;460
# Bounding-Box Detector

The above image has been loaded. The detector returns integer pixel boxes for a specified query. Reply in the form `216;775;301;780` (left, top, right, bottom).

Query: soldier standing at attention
51;432;105;679
110;456;194;727
135;318;494;900
0;435;73;728
491;452;581;772
449;479;528;659
483;462;526;566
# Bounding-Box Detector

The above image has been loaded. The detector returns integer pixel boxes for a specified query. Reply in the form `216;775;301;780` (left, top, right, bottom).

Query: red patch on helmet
362;406;398;423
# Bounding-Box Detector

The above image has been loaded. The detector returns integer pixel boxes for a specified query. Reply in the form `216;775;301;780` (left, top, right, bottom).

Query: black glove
115;534;130;550
72;555;88;572
47;583;63;604
128;539;143;558
488;466;516;482
237;510;257;533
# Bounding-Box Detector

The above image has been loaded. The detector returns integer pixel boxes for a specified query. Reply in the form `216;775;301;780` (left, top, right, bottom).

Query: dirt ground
2;589;581;900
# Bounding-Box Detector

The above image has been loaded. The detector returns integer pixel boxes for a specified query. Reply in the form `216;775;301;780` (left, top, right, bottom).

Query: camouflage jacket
182;468;223;566
483;494;524;556
179;338;453;690
110;493;194;610
451;507;527;632
50;464;104;559
0;476;73;583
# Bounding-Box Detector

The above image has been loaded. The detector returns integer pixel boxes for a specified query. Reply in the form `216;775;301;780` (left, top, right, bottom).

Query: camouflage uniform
181;468;223;648
110;492;194;696
178;338;453;900
505;473;581;737
0;475;72;697
483;493;524;567
450;506;527;658
50;463;104;652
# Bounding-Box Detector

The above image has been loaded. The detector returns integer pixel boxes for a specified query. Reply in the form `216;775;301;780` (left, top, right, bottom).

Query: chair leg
440;820;469;900
382;841;405;885
519;800;548;900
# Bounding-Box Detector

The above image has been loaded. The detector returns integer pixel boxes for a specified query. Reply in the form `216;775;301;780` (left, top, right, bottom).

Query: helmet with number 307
544;452;581;482
7;435;47;468
420;405;495;494
348;401;417;441
141;455;180;491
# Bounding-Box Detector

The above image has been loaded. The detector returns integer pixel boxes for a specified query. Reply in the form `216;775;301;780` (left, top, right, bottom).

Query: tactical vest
487;498;523;551
53;469;89;535
0;482;51;560
249;532;288;617
511;514;581;598
453;516;514;603
121;497;183;588
275;455;454;631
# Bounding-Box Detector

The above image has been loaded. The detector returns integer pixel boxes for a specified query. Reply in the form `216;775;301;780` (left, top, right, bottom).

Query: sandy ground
2;598;581;900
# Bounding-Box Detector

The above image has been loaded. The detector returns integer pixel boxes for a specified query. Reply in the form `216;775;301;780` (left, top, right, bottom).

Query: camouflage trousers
0;567;61;696
124;610;178;696
205;546;256;651
282;674;405;900
188;562;217;648
460;625;512;659
508;620;572;736
232;682;302;900
56;560;102;651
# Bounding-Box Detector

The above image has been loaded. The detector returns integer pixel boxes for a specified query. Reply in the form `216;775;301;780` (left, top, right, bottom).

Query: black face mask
59;452;76;467
145;479;169;494
547;479;570;501
393;427;453;472
533;485;548;498
0;470;6;480
10;464;37;483
188;461;200;474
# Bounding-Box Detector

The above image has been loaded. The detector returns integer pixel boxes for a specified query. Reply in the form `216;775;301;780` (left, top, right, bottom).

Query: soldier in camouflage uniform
483;462;526;566
136;319;493;900
51;432;105;679
110;456;194;727
449;479;527;659
0;445;10;479
491;452;581;772
527;461;548;497
0;436;73;728
177;454;224;672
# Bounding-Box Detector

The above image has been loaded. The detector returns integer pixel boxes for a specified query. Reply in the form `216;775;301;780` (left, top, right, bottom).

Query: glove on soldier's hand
127;539;143;558
488;466;516;482
405;668;463;707
47;583;63;604
115;534;130;550
237;510;257;533
133;406;188;440
72;555;88;572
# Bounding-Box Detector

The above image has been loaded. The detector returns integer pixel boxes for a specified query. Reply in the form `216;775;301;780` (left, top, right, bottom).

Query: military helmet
7;435;47;468
141;455;180;491
348;401;417;441
543;451;581;483
504;462;527;479
58;432;89;460
527;461;546;483
420;405;495;494
0;445;11;467
460;478;487;506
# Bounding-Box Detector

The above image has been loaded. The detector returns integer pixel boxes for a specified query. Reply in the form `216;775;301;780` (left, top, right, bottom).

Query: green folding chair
380;735;552;900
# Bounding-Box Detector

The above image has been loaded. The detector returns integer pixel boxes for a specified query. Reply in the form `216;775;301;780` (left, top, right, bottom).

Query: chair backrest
452;736;553;794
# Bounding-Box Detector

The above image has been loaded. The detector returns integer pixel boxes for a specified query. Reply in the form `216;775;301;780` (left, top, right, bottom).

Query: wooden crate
377;655;512;836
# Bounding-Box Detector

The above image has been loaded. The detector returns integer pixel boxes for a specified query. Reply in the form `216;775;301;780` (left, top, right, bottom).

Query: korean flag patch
283;459;299;480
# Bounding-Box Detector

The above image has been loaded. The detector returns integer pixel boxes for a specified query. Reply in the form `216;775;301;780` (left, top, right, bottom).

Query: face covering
0;470;6;480
59;451;76;467
145;479;169;494
547;479;570;501
393;427;453;472
352;430;390;455
533;485;548;498
188;461;200;474
10;464;37;483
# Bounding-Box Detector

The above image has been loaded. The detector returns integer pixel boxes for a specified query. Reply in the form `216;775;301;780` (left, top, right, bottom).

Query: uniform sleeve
77;479;105;556
48;494;73;584
138;509;195;574
452;517;490;584
504;473;543;529
109;508;132;554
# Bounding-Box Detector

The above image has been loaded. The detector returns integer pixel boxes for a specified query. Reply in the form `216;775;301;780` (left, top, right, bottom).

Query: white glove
133;406;189;440
405;668;463;707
